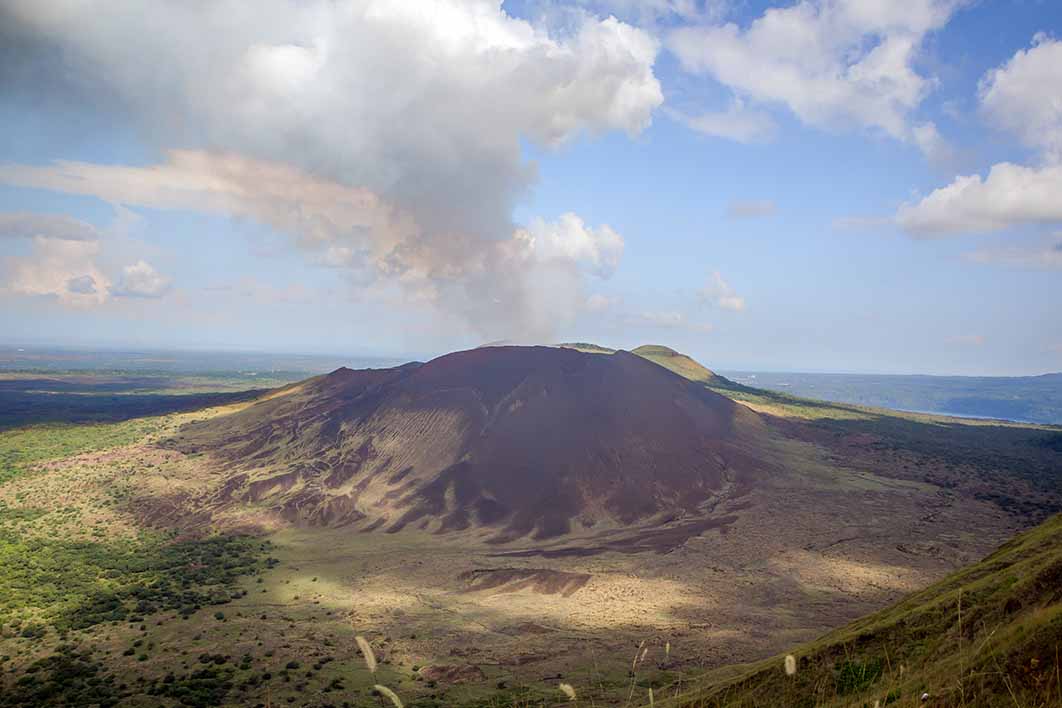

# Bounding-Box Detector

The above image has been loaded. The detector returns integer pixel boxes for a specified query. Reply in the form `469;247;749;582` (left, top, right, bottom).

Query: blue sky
1;0;1060;375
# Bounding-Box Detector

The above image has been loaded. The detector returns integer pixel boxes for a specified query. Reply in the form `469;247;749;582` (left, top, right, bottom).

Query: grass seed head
374;684;403;708
356;635;377;673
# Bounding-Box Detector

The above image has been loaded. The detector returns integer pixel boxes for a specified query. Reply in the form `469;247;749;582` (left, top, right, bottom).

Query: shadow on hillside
0;389;265;429
733;382;1062;518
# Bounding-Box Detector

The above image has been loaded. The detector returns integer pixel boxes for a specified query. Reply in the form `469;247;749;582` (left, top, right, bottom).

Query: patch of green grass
651;514;1062;707
834;657;884;695
0;418;161;485
634;344;722;383
0;520;270;633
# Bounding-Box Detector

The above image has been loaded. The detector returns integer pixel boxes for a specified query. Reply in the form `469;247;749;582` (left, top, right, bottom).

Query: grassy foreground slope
652;514;1062;708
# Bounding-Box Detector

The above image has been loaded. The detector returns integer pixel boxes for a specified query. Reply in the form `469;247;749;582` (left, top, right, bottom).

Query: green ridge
631;344;728;386
654;514;1062;707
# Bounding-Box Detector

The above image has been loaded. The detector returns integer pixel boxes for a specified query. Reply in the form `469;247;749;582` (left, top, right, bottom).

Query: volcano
170;345;769;542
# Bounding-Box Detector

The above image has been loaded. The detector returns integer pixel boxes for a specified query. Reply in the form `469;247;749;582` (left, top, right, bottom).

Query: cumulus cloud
896;163;1062;236
698;271;745;311
898;36;1062;237
2;236;111;306
726;199;776;219
670;99;777;144
114;260;171;298
979;34;1062;163
667;0;960;154
0;0;662;339
0;211;116;305
518;212;624;278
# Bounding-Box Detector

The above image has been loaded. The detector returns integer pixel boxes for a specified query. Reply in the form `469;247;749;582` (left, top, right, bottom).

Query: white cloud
897;35;1062;237
115;260;171;298
0;211;114;306
667;0;961;154
911;121;955;166
726;199;776;219
699;271;745;311
2;236;111;306
518;212;624;278
670;99;777;144
0;152;624;336
979;34;1062;163
0;0;662;339
896;162;1062;236
0;152;408;258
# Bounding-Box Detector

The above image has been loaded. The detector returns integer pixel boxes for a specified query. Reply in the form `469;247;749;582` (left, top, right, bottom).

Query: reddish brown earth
167;346;769;542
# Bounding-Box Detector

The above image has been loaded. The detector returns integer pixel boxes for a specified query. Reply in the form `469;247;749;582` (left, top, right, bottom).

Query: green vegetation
0;522;268;633
2;644;124;707
633;344;730;386
2;644;246;708
653;514;1062;707
0;418;162;485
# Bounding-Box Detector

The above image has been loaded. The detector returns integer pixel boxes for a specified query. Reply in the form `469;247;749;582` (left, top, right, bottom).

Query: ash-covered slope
170;346;768;541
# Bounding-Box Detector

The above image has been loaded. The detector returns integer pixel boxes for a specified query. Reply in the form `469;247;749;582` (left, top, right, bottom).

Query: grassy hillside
559;342;729;388
653;514;1062;708
632;345;730;386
